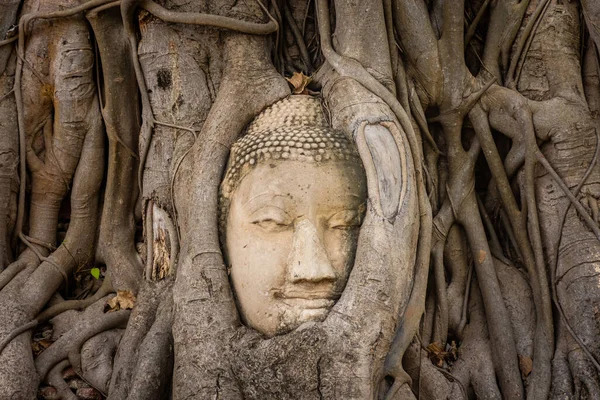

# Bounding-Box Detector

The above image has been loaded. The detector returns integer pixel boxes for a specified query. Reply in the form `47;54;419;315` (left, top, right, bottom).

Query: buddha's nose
287;219;336;284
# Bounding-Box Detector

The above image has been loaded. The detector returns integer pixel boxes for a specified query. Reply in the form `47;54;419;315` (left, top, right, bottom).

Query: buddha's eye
253;219;291;231
250;207;292;232
328;210;362;231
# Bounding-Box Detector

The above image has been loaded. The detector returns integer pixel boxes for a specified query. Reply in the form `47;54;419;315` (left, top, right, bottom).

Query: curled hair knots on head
218;95;363;239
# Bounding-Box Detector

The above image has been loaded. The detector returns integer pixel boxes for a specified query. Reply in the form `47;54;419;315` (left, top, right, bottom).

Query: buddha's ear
355;121;404;221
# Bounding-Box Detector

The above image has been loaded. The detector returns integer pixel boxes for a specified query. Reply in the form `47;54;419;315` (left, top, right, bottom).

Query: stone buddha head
219;95;367;337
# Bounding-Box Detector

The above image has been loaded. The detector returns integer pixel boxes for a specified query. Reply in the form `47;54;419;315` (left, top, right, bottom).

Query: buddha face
225;160;367;336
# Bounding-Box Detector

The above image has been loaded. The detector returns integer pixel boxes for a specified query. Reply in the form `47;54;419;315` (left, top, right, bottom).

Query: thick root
401;340;464;400
79;329;124;394
125;283;173;400
45;360;78;400
36;297;130;384
108;279;170;399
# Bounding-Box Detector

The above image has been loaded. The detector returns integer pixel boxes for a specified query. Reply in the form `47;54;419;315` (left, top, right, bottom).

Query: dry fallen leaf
447;340;459;362
519;354;533;378
105;290;136;312
426;342;445;367
286;72;312;94
425;341;459;368
32;339;53;356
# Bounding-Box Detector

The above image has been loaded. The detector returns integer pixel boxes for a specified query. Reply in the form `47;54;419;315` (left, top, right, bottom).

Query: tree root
36;306;130;384
124;284;173;400
139;0;278;34
0;29;104;392
315;3;433;396
107;279;170;398
45;360;78;400
13;0;116;254
546;124;600;377
37;277;114;324
87;5;143;293
506;0;551;88
0;256;26;292
536;148;600;241
282;0;312;73
471;101;553;399
401;340;464;400
121;0;278;197
171;29;289;397
431;244;448;346
76;329;124;394
444;225;470;339
451;284;502;400
0;319;37;355
465;0;490;49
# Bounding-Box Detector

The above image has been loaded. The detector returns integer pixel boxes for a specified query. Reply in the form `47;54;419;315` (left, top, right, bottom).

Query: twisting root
13;0;116;254
45;360;78;400
87;0;120;14
108;280;170;398
0;277;113;358
512;0;551;87
476;87;600;397
465;0;490;49
144;200;154;280
282;0;313;73
0;320;37;355
121;0;279;195
36;277;114;323
35;309;130;383
506;0;551;87
315;0;433;395
0;258;26;292
471;103;552;399
0;37;17;47
477;195;508;263
549;127;600;373
536;150;600;240
457;262;473;339
431;244;448;346
140;0;278;34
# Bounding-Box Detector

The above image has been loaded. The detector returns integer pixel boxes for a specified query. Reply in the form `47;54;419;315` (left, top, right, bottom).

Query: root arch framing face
0;0;600;399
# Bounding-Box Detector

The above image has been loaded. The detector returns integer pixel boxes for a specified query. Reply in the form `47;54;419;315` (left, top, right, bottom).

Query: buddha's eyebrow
328;194;365;203
242;193;291;207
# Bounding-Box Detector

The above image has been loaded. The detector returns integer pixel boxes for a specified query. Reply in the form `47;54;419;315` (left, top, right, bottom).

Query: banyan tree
1;0;600;398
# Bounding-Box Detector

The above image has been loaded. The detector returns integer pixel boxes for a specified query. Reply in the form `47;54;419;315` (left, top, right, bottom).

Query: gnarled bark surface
0;0;599;399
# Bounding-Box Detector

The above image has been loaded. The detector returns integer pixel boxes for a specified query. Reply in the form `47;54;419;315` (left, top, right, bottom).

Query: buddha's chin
274;304;332;335
297;307;330;322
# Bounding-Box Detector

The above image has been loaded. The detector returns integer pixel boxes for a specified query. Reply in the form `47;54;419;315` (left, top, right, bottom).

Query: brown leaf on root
104;290;136;312
519;354;532;379
426;342;445;367
426;341;459;367
32;339;53;356
286;72;312;94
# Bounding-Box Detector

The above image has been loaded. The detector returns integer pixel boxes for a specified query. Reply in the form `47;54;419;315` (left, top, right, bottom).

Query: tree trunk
0;0;599;399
